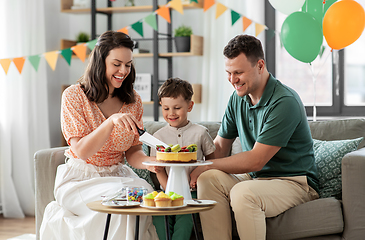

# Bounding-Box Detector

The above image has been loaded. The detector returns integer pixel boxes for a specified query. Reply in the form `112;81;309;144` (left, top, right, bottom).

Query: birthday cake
155;144;197;163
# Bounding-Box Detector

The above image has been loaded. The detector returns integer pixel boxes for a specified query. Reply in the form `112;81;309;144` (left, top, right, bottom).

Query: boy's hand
146;165;165;173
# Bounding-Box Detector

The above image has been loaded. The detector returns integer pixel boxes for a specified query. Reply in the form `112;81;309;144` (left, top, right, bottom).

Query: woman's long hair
78;30;136;104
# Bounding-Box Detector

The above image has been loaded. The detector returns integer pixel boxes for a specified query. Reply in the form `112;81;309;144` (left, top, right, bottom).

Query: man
190;34;319;240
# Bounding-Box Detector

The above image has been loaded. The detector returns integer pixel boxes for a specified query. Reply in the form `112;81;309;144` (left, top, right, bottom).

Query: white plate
185;200;217;206
102;201;140;208
140;203;187;210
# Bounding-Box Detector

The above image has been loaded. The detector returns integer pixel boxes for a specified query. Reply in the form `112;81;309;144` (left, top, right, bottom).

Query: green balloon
281;11;323;63
302;0;337;24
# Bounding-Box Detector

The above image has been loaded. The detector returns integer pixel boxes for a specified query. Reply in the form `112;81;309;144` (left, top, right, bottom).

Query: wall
43;0;204;147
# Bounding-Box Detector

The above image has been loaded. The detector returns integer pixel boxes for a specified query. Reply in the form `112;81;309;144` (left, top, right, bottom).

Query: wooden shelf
61;0;203;13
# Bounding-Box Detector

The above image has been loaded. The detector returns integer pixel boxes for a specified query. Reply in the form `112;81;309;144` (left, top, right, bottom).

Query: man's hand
190;165;210;189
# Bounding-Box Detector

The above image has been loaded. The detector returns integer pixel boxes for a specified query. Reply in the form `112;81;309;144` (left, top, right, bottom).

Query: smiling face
225;52;264;99
105;46;133;92
160;95;194;128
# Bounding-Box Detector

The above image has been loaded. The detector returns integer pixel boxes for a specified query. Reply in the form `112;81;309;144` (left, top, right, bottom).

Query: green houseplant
76;32;90;43
174;25;193;52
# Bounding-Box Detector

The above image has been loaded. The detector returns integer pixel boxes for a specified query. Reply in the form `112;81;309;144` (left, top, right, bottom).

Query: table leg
103;214;111;240
191;213;201;240
135;215;140;240
164;215;171;240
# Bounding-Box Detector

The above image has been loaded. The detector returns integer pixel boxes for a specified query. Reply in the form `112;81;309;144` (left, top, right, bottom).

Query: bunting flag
169;0;184;15
156;6;171;23
13;57;26;74
231;10;241;26
72;44;87;62
242;17;252;31
204;0;215;12
44;51;59;71
0;0;278;76
61;48;73;65
255;23;266;37
131;21;144;37
87;39;98;51
28;55;41;72
215;2;227;19
0;58;12;74
144;13;158;31
117;27;129;35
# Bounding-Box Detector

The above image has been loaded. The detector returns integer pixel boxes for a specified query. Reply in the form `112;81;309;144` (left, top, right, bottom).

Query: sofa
34;118;365;240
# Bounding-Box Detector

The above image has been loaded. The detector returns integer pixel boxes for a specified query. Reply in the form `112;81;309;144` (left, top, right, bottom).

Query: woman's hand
109;113;142;135
146;166;165;173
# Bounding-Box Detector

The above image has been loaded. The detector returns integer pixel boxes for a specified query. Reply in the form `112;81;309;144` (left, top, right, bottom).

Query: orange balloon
323;0;365;50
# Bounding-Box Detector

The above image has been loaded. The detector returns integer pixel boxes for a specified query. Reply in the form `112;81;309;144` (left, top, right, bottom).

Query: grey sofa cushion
266;198;343;240
309;118;365;149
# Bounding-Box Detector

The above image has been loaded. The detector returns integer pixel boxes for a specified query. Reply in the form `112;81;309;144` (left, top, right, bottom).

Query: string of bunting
0;0;277;75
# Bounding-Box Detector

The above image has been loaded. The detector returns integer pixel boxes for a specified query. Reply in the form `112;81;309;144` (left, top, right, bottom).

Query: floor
0;215;35;240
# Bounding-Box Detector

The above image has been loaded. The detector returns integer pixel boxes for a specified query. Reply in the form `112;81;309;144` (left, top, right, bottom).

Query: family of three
40;30;319;240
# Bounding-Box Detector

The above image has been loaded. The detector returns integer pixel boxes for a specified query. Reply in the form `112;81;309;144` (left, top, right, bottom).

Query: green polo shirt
218;74;319;192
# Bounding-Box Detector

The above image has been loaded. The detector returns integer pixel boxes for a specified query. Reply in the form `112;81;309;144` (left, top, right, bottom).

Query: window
266;1;365;117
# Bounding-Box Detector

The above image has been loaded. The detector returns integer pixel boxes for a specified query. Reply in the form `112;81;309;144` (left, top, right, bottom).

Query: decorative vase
174;36;191;52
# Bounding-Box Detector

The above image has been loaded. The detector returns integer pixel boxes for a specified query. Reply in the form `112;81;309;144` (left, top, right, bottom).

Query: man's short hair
223;34;265;66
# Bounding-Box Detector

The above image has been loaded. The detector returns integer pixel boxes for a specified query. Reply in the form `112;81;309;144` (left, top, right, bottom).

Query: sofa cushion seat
266;198;343;240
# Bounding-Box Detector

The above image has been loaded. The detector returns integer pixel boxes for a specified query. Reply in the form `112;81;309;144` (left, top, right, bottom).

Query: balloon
269;0;305;15
281;12;323;63
302;0;337;24
323;0;365;50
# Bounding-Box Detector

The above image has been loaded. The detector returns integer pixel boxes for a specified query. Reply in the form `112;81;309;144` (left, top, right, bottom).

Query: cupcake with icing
154;192;172;207
143;191;158;207
168;192;184;206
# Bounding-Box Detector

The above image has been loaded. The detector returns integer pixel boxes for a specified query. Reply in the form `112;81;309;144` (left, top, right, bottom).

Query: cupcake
154;192;172;207
168;192;184;206
143;192;156;207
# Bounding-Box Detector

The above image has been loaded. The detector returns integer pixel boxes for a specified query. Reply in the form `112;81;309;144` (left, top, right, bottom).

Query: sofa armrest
342;147;365;239
34;146;68;240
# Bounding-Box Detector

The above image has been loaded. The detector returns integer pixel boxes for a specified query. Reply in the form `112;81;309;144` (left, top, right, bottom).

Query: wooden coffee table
87;200;215;240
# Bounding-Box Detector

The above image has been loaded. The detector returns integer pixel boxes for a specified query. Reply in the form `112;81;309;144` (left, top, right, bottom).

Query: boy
150;78;216;240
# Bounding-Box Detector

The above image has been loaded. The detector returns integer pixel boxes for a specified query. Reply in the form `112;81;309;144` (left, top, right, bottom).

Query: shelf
61;0;203;13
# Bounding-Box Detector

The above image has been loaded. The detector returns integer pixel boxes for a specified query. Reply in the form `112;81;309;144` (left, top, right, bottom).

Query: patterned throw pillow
313;137;363;199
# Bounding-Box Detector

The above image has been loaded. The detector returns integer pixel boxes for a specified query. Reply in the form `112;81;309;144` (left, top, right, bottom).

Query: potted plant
76;32;90;43
174;25;193;52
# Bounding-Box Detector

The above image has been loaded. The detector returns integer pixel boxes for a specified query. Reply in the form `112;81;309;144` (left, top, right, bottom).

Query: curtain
200;0;265;121
0;0;50;218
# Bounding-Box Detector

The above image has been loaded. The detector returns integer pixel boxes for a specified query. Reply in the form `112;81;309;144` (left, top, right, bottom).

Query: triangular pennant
215;3;227;19
190;0;198;3
44;51;59;71
242;17;253;31
87;39;98;51
0;58;12;75
13;57;26;74
266;29;276;42
169;0;184;15
231;10;241;26
156;6;171;23
28;55;41;72
72;44;87;62
144;13;158;31
61;48;73;66
117;27;129;35
204;0;215;12
131;21;144;37
255;23;266;37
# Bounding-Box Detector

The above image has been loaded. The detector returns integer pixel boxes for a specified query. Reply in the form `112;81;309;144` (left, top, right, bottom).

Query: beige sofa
34;119;365;240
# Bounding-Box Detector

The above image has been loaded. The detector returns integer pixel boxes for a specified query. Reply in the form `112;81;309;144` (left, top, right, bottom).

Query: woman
40;31;158;240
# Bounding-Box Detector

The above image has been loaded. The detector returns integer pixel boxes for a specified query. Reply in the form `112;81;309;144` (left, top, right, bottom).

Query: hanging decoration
1;0;274;75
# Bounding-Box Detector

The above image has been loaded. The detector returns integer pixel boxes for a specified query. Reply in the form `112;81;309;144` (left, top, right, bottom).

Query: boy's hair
223;34;265;66
158;78;194;102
